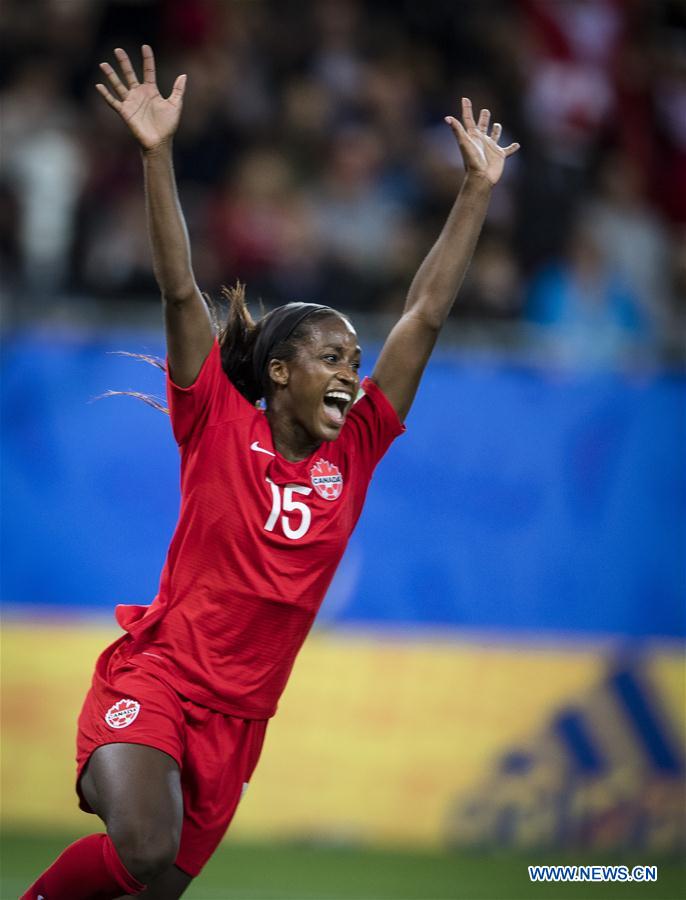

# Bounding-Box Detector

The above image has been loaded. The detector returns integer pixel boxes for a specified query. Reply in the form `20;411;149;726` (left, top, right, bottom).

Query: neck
266;408;321;462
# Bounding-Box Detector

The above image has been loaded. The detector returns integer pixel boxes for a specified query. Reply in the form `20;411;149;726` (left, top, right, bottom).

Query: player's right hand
95;45;186;151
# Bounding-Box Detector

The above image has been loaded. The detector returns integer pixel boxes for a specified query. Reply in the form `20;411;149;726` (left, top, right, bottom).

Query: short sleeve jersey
115;339;405;718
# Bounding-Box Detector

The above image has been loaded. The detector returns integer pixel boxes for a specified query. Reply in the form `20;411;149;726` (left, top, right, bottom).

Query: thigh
81;742;183;835
76;662;185;816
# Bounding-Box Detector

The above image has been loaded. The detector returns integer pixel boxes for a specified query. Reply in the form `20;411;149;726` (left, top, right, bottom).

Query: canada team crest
105;698;140;729
310;458;343;501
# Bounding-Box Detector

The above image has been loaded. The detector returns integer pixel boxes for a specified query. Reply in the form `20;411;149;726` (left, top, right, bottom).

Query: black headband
253;302;338;395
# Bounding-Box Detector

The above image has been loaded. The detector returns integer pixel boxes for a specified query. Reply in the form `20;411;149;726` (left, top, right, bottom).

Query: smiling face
266;313;361;453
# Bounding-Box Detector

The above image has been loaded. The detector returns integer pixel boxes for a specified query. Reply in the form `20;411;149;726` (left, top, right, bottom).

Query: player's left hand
445;98;520;186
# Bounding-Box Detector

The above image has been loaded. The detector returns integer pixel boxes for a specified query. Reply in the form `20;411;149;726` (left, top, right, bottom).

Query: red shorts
76;637;267;877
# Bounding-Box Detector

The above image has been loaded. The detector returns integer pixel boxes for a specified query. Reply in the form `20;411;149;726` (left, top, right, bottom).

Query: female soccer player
23;45;518;900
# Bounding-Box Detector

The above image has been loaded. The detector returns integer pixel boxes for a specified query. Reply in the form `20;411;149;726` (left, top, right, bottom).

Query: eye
322;354;337;364
352;361;361;371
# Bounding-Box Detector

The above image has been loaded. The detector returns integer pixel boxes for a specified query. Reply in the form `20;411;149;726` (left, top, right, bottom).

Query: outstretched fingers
141;43;156;85
98;61;128;99
461;97;477;132
95;81;122;112
446;112;511;148
460;98;491;134
444;115;467;139
114;47;140;89
483;130;521;156
489;123;520;156
97;46;141;101
167;73;187;106
477;107;490;133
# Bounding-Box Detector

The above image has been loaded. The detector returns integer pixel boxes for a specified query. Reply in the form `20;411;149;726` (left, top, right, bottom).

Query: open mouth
322;390;352;428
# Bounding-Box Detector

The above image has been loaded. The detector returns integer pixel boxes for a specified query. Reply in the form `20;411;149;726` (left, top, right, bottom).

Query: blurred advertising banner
2;625;683;851
2;332;684;637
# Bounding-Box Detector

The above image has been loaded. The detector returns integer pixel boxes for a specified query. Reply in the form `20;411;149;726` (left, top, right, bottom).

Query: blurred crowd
1;0;685;364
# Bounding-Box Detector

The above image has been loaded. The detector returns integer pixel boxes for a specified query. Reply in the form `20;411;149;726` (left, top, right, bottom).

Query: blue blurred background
2;335;684;640
1;0;685;888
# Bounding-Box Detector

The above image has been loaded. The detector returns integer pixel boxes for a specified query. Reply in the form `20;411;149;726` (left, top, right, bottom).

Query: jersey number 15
264;478;313;540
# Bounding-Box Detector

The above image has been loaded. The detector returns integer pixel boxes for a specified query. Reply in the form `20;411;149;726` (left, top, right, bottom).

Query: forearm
404;174;492;328
142;141;197;302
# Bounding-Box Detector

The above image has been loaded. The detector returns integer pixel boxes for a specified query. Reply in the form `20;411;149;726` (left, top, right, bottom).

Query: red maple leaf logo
105;698;140;729
310;457;343;501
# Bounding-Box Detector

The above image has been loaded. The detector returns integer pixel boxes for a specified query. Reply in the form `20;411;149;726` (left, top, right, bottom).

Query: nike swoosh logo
250;441;276;457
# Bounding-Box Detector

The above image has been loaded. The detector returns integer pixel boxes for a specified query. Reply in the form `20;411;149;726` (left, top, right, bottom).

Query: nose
336;365;357;386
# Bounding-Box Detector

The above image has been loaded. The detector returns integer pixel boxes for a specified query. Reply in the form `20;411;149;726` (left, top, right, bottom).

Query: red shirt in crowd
110;339;404;718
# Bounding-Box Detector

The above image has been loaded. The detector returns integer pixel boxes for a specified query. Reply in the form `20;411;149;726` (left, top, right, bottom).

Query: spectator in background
515;0;625;269
455;228;524;324
281;75;336;175
308;124;406;309
207;147;330;306
81;190;155;298
310;0;364;107
585;150;672;343
208;149;298;285
2;59;85;296
525;214;650;366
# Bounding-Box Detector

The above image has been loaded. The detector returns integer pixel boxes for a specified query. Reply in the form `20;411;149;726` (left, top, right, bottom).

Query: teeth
325;391;352;402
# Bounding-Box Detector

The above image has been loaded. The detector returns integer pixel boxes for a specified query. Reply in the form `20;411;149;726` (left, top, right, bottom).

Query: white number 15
264;479;313;540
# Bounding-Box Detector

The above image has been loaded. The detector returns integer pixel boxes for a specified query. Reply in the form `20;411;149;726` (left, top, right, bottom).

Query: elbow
404;307;446;334
404;285;455;332
161;283;198;308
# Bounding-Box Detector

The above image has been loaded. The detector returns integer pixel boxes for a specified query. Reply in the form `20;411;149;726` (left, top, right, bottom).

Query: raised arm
371;98;519;420
96;45;213;387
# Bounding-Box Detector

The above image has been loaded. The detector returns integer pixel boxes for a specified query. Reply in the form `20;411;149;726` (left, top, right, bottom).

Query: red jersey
112;339;404;718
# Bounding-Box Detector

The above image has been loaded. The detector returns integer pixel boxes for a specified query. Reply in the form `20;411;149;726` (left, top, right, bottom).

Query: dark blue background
2;330;684;637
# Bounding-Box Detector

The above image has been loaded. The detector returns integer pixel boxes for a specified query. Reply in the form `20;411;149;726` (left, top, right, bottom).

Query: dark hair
215;284;345;404
101;284;347;412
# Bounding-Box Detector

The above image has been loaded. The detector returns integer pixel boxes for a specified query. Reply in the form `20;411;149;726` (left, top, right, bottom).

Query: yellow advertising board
2;622;683;850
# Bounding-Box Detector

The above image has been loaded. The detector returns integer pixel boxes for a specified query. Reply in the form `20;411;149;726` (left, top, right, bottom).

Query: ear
267;358;289;387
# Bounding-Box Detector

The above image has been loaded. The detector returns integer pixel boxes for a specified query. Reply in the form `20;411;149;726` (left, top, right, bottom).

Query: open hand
96;45;186;151
445;98;519;186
